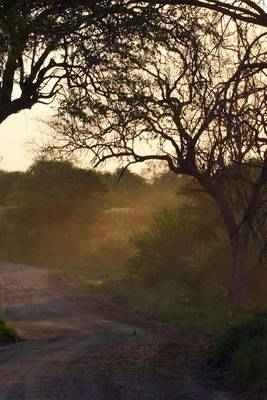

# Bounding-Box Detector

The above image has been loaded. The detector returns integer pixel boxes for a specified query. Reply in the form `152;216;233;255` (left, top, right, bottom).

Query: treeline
0;159;265;308
0;159;177;269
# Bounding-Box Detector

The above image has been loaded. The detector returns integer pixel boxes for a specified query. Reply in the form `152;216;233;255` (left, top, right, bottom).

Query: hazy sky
0;104;52;172
0;104;129;174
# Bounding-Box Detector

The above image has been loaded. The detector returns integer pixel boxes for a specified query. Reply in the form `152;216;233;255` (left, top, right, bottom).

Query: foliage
215;310;267;362
0;161;180;268
47;5;267;304
0;1;265;125
0;171;22;206
102;276;231;335
214;310;267;389
231;338;267;389
0;0;165;124
128;193;230;303
0;317;17;342
0;159;106;265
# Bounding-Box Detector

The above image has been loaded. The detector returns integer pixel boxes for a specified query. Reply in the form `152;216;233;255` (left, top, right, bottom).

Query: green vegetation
0;160;177;269
0;2;266;394
215;310;267;362
103;278;230;334
0;317;17;342
2;159;267;391
231;339;267;390
1;160;265;317
214;311;267;390
0;160;107;266
128;195;230;304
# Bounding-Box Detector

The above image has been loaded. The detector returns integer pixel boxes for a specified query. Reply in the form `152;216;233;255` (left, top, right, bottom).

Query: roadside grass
62;262;125;287
92;277;233;335
62;264;247;336
158;305;229;334
0;317;17;342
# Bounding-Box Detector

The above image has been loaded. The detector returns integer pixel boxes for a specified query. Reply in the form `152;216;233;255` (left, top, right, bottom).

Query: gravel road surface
0;261;241;400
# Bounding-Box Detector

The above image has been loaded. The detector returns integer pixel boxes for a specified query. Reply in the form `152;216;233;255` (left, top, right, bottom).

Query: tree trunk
228;235;248;305
195;174;249;305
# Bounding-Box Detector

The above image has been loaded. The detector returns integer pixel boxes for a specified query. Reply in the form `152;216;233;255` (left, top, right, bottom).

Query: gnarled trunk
195;175;249;305
228;235;248;305
211;190;249;305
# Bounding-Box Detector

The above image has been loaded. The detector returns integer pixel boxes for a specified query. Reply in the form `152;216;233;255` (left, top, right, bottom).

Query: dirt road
0;261;240;400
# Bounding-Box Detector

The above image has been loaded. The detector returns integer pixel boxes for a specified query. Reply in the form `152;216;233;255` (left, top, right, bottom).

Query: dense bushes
0;160;178;269
0;160;107;265
231;338;267;388
215;311;267;389
1;160;265;310
128;195;231;304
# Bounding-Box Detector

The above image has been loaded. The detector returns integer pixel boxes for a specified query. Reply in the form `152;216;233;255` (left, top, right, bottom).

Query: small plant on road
0;317;17;342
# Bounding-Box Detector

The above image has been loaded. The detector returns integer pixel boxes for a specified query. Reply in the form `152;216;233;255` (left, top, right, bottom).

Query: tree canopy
0;159;107;264
0;0;160;123
0;1;266;125
0;0;266;304
44;6;267;303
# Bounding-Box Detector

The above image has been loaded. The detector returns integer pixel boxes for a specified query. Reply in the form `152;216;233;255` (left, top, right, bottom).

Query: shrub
0;318;17;342
215;310;267;389
215;310;267;363
231;338;267;389
128;196;230;304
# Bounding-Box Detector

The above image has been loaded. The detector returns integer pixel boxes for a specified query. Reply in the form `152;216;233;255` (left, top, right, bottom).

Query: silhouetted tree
45;9;267;303
140;1;267;27
0;1;265;124
0;0;160;123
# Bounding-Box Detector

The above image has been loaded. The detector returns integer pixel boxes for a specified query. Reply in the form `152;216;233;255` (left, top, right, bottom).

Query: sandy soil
0;261;242;400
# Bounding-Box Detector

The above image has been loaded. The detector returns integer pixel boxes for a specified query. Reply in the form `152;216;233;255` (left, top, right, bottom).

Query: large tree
0;1;266;125
44;7;267;303
0;0;160;124
0;1;266;302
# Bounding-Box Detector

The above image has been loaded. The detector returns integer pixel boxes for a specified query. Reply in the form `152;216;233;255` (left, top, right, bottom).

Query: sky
0;101;147;174
0;104;139;174
0;104;52;172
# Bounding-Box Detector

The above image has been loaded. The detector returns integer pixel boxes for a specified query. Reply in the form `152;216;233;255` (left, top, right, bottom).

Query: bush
215;310;267;363
0;318;17;342
231;339;267;389
215;310;267;389
128;195;231;304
